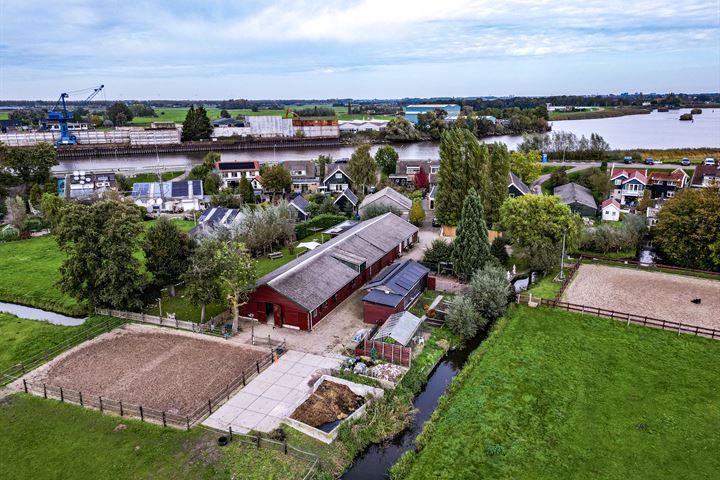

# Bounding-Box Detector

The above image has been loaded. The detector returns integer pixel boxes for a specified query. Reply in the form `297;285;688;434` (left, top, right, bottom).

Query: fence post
140;406;144;422
23;379;27;393
284;439;288;455
43;383;47;398
60;387;64;402
20;361;25;374
120;401;123;416
176;318;179;329
186;416;190;431
256;360;260;374
44;350;49;362
208;399;212;414
678;322;682;335
627;316;631;326
79;391;83;406
226;384;230;400
99;396;103;412
242;372;246;386
229;426;233;441
256;435;260;448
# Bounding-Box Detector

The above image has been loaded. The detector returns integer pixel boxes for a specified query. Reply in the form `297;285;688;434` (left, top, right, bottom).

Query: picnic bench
268;251;283;260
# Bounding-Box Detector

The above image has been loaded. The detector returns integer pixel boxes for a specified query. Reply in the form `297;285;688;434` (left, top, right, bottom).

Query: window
430;166;439;174
614;179;622;185
666;191;674;198
509;193;515;198
335;173;342;179
407;166;420;174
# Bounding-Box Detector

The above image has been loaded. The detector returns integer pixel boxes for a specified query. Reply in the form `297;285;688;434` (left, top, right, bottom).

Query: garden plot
563;264;720;329
18;323;267;415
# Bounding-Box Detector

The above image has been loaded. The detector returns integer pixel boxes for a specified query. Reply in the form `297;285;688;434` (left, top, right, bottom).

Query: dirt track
23;324;267;415
563;264;720;329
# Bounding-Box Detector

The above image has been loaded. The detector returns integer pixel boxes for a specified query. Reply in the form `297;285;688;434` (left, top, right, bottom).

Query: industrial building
404;104;461;124
238;213;419;331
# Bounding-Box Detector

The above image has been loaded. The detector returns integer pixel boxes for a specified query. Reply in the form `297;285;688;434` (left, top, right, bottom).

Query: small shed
601;198;621;222
362;260;430;325
334;188;358;212
371;311;423;347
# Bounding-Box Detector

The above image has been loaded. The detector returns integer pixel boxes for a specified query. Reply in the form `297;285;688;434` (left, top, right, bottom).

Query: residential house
601;198;622;221
690;164;720;188
215;160;260;189
359;187;413;219
508;172;530;198
238;213;419;331
323;165;352;192
648;168;689;199
362;260;430;325
283;160;321;193
62;172;117;199
554;183;597;217
131;180;204;212
610;167;648;206
289;195;311;222
404;104;461;124
334;188;358;213
647;205;661;227
189;207;243;236
394;160;440;186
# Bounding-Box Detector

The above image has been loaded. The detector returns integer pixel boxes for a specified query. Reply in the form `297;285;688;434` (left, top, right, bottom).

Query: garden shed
371;311;423;347
362;260;430;325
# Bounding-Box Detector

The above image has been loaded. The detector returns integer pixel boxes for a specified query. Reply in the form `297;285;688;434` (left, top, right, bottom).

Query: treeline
293;106;337;117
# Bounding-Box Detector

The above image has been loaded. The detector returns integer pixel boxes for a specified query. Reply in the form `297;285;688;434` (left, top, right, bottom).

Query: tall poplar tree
485;143;511;226
451;188;491;280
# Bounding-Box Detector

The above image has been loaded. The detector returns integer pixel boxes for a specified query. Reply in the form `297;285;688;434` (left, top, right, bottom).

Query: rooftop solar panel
172;181;188;197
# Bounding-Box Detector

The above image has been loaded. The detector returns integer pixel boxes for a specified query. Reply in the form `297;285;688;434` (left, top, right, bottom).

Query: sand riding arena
19;324;269;416
562;264;720;330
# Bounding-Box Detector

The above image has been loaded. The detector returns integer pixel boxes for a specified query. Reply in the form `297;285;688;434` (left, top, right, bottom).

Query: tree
374;145;399;176
238;176;255;204
408;199;425;226
414;166;429;190
654;187;720;271
183;238;223;323
211;190;243;208
435;128;489;226
144;217;193;297
445;295;484;339
5;195;26;230
526;241;562;274
490;236;510;266
510;150;542;184
316;155;333;179
451;189;491;280
28;184;42;208
384;117;421;141
115;173;131;193
106;102;133;126
347;144;377;194
181;105;212;141
215;239;256;332
423;238;453;266
500;195;582;251
203;174;220;195
360;203;402;220
220;109;230;118
40;192;65;229
485;143;510;226
262;164;292;201
416;111;447;139
55;200;145;309
0;142;58;185
589;133;610;159
469;264;511;321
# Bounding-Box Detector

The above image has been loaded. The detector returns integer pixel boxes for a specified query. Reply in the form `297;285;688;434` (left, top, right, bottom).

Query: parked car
644;158;655;165
680;158;691;166
704;157;716;165
623;156;633;164
432;217;440;227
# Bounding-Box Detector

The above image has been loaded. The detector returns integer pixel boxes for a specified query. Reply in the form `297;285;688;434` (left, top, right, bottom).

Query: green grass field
526;270;561;299
0;394;310;480
0;112;8;120
394;305;720;480
126;171;184;187
0;220;195;316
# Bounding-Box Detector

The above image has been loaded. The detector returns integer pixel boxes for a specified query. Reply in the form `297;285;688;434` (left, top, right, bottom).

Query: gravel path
563;264;720;329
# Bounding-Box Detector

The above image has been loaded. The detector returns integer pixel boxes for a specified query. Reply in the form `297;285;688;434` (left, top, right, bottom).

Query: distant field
395;305;720;479
0;112;9;120
550;106;651;121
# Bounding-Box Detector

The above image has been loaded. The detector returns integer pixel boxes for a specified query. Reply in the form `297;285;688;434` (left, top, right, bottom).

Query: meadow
393;305;720;480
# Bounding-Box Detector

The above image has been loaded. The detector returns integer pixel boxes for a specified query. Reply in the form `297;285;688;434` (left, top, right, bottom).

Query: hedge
294;214;346;239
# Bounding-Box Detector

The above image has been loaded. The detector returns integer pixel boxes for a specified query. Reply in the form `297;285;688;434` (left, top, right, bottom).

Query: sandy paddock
19;324;268;415
562;264;720;330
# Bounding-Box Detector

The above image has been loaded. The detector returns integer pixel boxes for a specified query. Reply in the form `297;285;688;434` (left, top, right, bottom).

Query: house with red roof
648;168;689;200
690;164;720;189
610;166;648;206
601;198;621;222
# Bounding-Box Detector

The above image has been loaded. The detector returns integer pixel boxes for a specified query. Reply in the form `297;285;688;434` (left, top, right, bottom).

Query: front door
273;304;283;327
265;302;274;324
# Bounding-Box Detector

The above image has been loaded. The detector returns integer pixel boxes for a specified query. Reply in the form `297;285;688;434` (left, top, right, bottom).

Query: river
53;108;719;175
0;301;86;326
341;330;488;479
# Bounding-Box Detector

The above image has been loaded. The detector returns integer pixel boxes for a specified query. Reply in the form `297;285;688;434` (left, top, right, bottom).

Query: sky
1;0;719;100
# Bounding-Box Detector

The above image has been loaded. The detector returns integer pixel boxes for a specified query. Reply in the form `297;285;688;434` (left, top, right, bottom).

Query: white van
704;158;716;165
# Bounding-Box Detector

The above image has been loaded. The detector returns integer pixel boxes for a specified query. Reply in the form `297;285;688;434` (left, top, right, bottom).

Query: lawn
0;394;311;480
126;171;184;186
0;220;196;316
526;270;561;299
0;313;114;372
393;305;720;480
255;232;324;277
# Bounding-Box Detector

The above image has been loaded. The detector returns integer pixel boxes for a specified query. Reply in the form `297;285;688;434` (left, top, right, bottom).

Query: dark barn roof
362;260;430;307
256;213;418;312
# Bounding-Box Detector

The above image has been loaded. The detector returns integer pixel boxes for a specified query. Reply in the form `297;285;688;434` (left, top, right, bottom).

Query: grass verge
392;305;720;480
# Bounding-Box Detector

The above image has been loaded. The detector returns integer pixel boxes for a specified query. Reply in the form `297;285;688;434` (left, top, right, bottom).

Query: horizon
1;1;719;100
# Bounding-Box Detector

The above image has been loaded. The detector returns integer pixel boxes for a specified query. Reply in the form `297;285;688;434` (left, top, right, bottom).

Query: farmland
393;305;720;479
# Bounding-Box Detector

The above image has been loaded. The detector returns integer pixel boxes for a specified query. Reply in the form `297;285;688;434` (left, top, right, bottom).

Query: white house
601;198;621;222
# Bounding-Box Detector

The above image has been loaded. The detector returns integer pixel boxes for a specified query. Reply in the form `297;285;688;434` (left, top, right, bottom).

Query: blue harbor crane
47;84;104;145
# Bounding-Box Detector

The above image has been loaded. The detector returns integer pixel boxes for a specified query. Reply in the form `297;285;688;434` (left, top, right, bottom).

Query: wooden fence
579;254;720;279
95;308;226;337
517;294;720;341
555;258;582;301
355;337;412;367
19;341;287;430
0;317;126;386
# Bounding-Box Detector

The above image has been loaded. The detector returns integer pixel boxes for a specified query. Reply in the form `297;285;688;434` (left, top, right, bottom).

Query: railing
517;294;720;341
0;317;126;386
19;341;288;430
95;308;228;337
579;254;720;278
555;258;582;301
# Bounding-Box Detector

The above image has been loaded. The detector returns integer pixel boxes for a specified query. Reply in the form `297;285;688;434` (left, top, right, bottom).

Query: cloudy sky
1;0;719;100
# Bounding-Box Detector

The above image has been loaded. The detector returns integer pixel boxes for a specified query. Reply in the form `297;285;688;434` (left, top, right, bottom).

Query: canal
341;329;489;479
53;108;720;175
0;301;86;326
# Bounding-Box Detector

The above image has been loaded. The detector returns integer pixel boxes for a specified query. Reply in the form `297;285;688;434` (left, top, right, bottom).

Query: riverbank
391;305;720;479
550;106;651;121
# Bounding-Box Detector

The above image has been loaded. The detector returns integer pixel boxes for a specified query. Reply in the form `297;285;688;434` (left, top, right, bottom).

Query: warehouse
239;213;419;331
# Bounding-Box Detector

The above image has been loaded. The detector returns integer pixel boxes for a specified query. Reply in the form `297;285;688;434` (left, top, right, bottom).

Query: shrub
360;203;402;220
445;295;484;339
423;238;453;266
527;241;562;274
408;199;425;226
469;263;511;321
579;214;646;254
0;224;20;242
490;236;510;266
295;213;346;239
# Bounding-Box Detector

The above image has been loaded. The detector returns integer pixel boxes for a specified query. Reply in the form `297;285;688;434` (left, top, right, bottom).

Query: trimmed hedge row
294;213;346;239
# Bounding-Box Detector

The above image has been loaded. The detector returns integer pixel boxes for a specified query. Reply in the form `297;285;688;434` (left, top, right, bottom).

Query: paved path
203;350;342;434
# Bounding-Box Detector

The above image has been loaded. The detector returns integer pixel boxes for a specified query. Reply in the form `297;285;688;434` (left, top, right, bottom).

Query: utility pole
555;230;567;282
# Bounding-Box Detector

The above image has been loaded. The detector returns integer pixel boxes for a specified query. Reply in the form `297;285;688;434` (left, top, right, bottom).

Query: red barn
239;213;419;331
361;260;430;325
